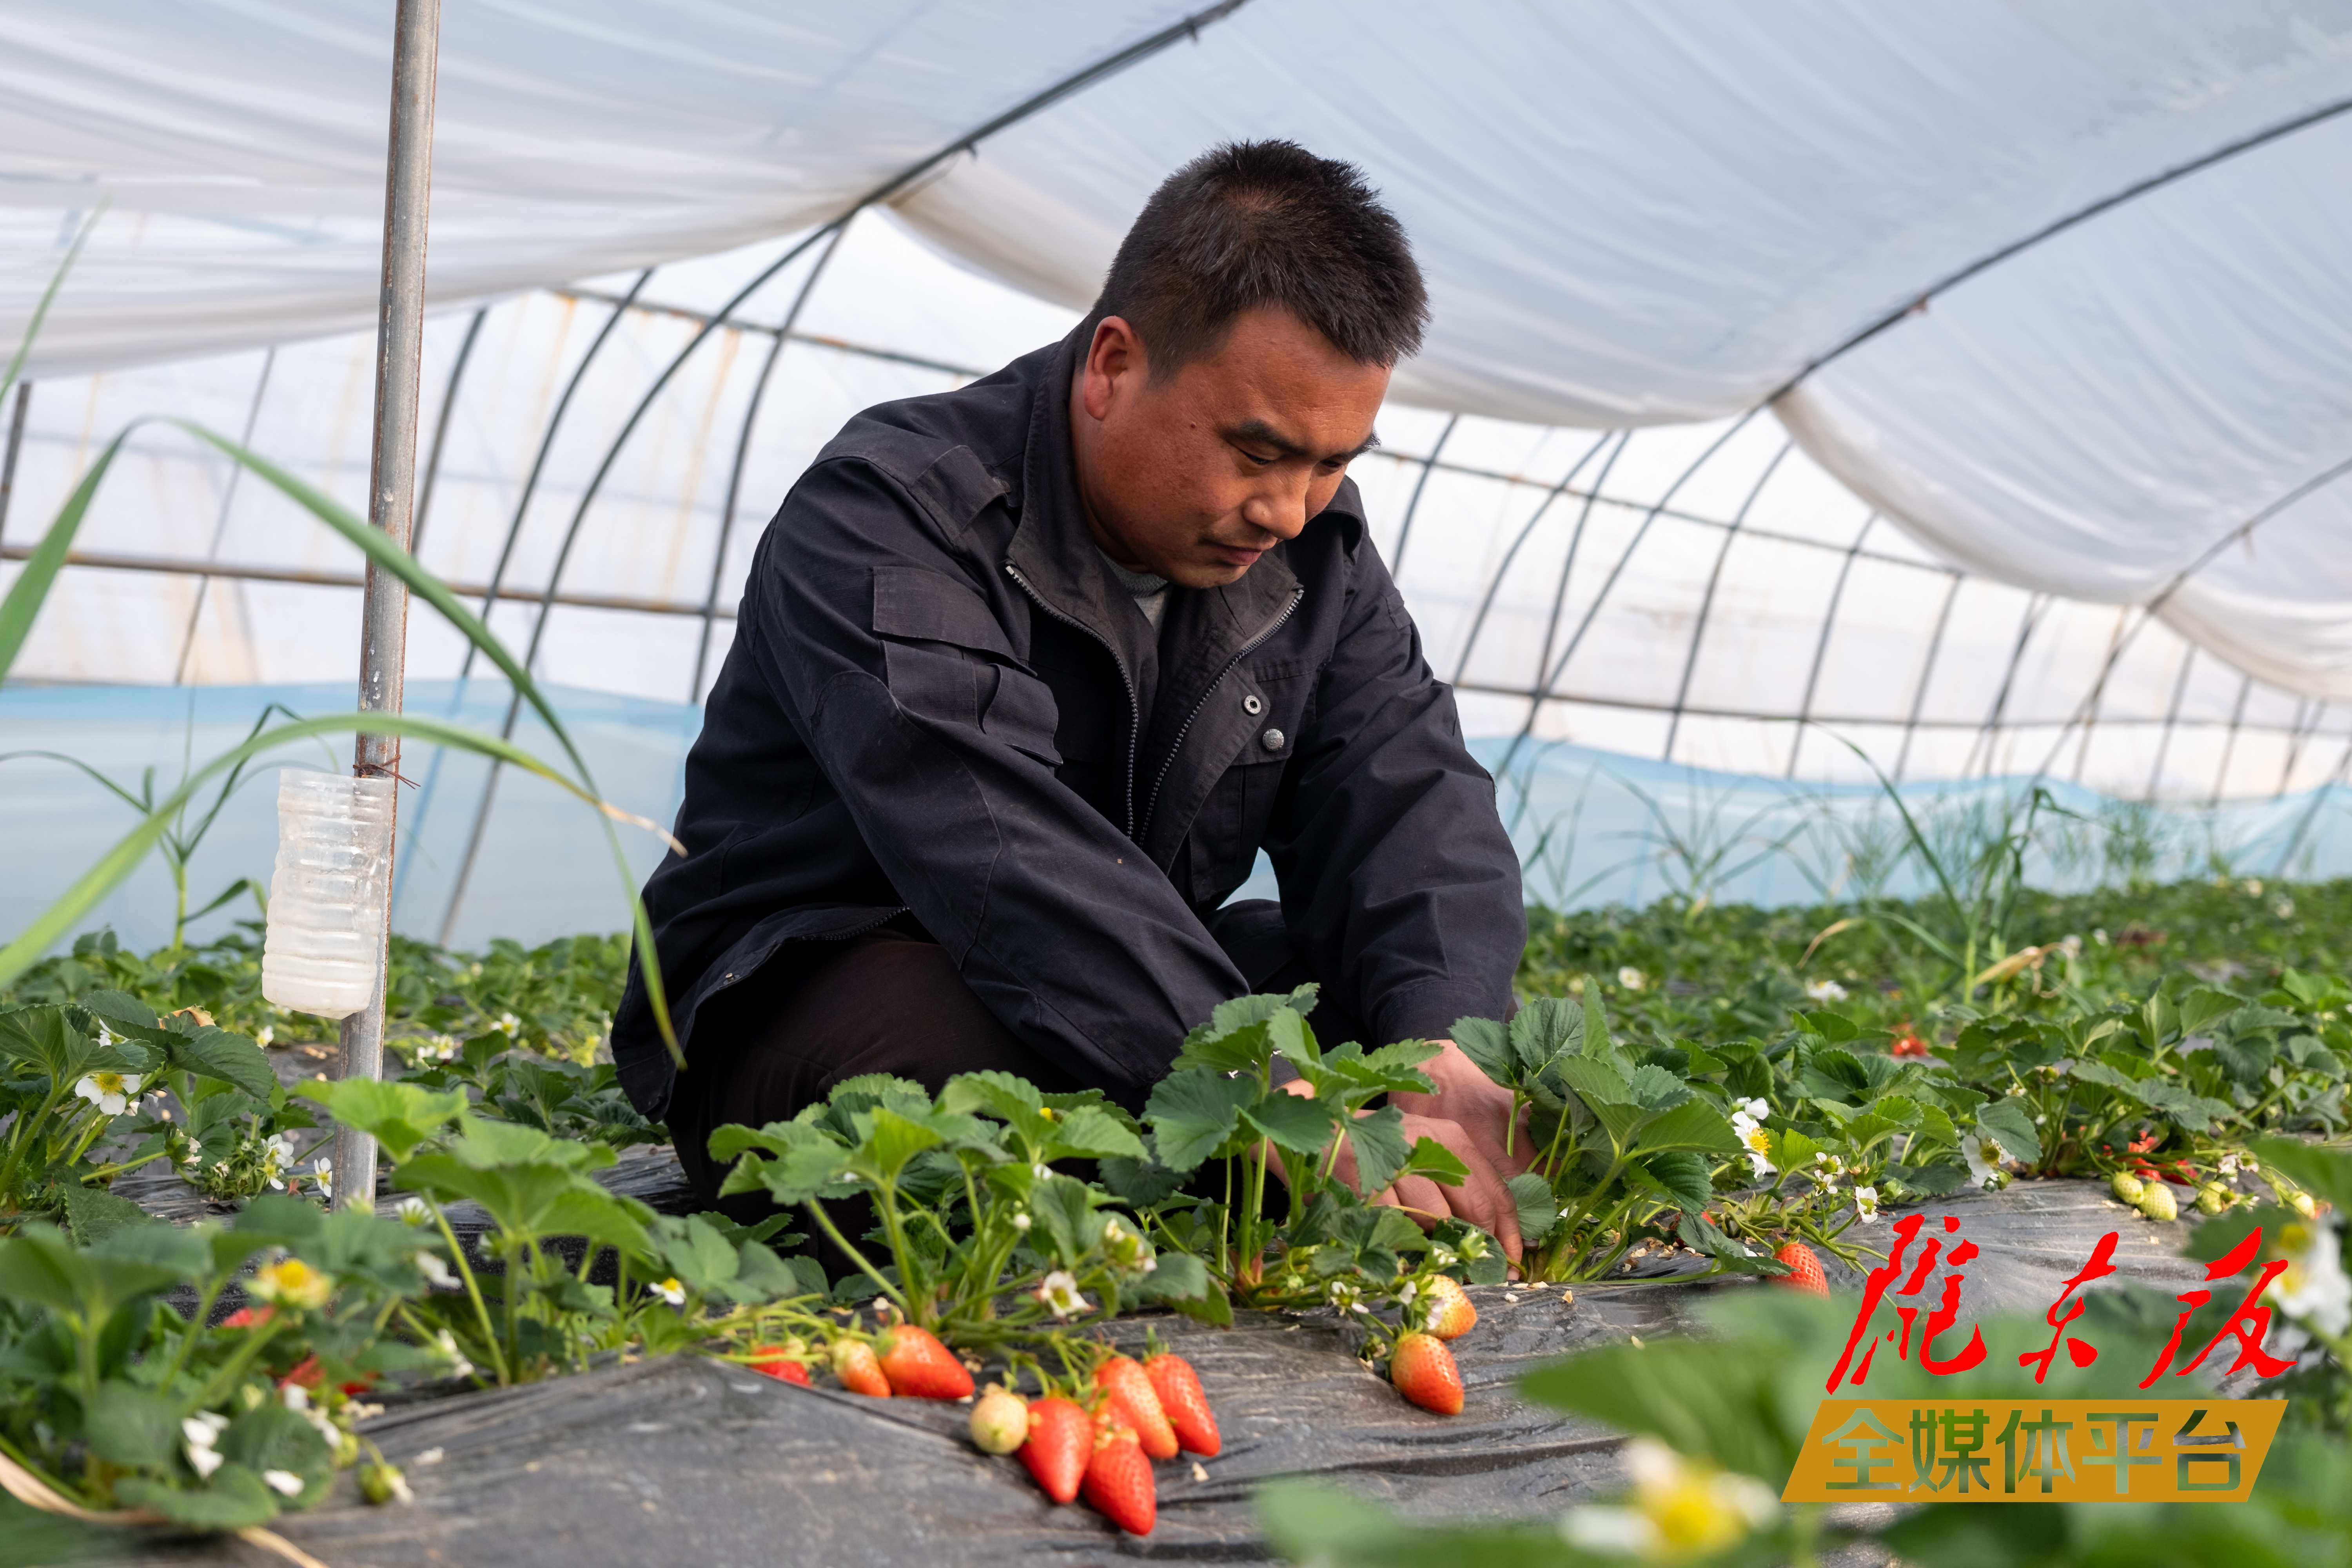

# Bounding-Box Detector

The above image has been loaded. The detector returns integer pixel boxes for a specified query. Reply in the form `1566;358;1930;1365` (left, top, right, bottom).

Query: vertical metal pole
0;384;29;542
337;0;440;1213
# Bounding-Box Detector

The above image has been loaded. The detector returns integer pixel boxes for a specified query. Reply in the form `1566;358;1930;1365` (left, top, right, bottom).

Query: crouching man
612;141;1532;1253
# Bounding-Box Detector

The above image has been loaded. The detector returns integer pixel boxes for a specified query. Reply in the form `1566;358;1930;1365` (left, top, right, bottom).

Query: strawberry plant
1127;987;1474;1315
0;1196;451;1530
301;1078;810;1385
708;1069;1210;1343
1449;989;1789;1283
0;993;282;1229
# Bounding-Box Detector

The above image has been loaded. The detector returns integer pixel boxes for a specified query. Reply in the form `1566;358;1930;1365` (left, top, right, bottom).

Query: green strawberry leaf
1345;1103;1412;1195
1450;1016;1514;1085
1143;1069;1256;1172
1241;1089;1335;1156
1974;1097;2041;1163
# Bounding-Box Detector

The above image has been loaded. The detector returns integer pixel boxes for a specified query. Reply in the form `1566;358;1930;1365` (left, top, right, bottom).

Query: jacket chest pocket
1184;753;1288;904
874;566;1062;766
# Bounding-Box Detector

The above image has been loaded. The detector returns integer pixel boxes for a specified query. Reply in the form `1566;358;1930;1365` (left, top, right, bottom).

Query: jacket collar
1007;330;1156;683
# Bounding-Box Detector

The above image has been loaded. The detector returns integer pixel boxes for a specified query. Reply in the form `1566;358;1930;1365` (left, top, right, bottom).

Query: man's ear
1080;316;1145;423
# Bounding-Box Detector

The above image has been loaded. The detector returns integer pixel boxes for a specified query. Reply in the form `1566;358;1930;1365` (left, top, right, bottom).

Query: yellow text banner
1783;1399;2284;1503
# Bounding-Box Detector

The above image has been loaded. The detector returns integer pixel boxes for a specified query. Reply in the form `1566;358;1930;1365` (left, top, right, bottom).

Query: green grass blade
0;750;151;813
1;207;100;407
1817;729;1965;921
163;419;601;797
0;429;132;683
165;421;683;1060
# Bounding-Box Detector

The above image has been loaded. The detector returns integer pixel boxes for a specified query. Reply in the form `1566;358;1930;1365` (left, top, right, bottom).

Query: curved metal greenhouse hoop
1495;410;1762;783
1784;512;1879;779
1660;439;1790;760
691;223;849;703
1385;412;1456;578
1446;429;1617;688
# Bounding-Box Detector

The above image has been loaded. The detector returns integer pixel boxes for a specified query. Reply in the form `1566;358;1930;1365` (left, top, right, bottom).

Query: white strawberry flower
182;1412;230;1479
1964;1131;2010;1191
1728;1100;1774;1180
396;1196;432;1227
263;1469;305;1497
311;1157;333;1201
1617;967;1646;991
2272;1218;2350;1338
1560;1437;1778;1559
254;1026;275;1048
413;1250;457;1288
73;1072;132;1116
1036;1270;1089;1320
432;1330;476;1379
1011;1211;1032;1232
1804;979;1848;1003
495;1012;521;1038
1851;1185;1880;1221
652;1277;686;1307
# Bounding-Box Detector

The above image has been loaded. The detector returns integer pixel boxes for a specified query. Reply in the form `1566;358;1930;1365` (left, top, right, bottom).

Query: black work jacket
612;331;1523;1119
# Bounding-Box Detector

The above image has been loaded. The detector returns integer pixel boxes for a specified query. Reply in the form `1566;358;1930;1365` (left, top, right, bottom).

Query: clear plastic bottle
261;771;397;1019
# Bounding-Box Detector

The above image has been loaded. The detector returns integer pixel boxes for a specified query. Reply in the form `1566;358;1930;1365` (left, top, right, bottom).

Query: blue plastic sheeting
1476;738;2352;914
7;683;2352;957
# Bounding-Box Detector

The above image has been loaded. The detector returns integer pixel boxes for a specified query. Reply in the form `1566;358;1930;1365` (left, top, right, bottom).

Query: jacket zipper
1005;560;1142;837
1140;585;1305;841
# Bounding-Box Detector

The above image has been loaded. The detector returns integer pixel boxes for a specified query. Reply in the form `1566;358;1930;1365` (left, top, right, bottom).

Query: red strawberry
876;1324;974;1400
1420;1274;1477;1340
218;1306;274;1329
1774;1241;1829;1296
1094;1355;1178;1460
831;1338;891;1397
1081;1416;1156;1536
1141;1350;1220;1459
1019;1396;1091;1504
748;1343;811;1386
1389;1332;1464;1416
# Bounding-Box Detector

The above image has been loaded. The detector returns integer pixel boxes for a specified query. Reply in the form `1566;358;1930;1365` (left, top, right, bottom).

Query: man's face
1068;305;1390;588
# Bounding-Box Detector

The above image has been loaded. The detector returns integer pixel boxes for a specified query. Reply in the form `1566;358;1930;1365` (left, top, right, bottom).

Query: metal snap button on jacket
1242;694;1263;715
1261;728;1285;752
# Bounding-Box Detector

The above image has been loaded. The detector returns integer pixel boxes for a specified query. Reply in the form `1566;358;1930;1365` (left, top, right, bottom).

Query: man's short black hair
1083;140;1428;375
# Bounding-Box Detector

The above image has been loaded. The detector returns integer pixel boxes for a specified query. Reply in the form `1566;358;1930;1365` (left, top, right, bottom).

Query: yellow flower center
1642;1475;1749;1557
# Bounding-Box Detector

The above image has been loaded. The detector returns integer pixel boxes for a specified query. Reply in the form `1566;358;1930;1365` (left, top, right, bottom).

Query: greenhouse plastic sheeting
31;1181;2207;1568
11;4;2352;697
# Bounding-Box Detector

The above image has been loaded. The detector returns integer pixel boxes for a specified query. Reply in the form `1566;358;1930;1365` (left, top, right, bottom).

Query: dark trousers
666;900;1361;1221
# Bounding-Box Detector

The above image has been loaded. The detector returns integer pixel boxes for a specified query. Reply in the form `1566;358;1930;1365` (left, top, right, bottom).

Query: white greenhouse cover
5;2;2352;743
